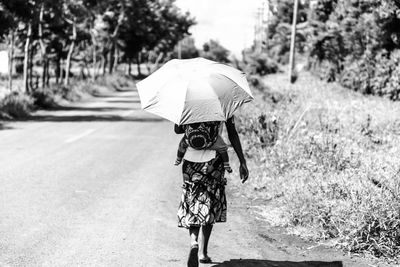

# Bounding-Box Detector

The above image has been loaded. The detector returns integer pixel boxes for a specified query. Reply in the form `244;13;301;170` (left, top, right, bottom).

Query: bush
338;50;400;100
379;50;400;100
201;40;230;63
307;0;400;101
339;54;374;94
95;73;135;91
32;89;57;109
0;92;33;119
245;53;280;76
242;50;280;78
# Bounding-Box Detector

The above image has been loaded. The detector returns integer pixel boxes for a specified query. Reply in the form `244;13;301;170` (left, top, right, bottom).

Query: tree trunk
42;60;47;88
45;59;50;86
84;60;91;80
101;54;107;76
107;8;124;75
23;23;32;93
8;30;14;91
79;65;86;80
136;52;141;76
65;22;77;86
35;75;39;89
59;59;64;84
92;47;97;81
153;52;164;72
128;59;131;76
91;32;97;82
65;41;75;85
55;57;60;84
39;4;48;88
113;47;119;73
108;45;114;74
29;44;35;90
146;52;152;74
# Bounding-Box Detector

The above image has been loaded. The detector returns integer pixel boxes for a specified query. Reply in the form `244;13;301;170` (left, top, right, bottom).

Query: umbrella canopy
136;57;253;125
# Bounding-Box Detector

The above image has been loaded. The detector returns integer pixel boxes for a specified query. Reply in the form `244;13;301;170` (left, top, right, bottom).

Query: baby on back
174;122;232;173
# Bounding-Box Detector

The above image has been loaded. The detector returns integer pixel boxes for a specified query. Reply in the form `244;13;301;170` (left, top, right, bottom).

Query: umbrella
136;57;253;125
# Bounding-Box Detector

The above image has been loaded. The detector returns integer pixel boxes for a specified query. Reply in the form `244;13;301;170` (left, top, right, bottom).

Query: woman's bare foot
199;255;212;264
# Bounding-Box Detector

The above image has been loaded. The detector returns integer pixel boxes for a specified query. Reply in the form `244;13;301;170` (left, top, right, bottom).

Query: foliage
244;52;280;76
0;91;33;118
32;89;57;109
0;0;195;92
201;39;230;63
171;36;199;59
307;0;400;100
235;72;400;264
263;0;309;64
121;0;195;62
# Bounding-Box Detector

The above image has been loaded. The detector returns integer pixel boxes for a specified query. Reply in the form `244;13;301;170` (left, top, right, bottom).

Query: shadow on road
105;99;141;104
0;123;13;130
46;106;136;112
213;259;343;267
25;114;164;122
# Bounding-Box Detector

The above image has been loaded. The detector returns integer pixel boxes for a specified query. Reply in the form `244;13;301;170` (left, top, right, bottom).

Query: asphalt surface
0;88;371;267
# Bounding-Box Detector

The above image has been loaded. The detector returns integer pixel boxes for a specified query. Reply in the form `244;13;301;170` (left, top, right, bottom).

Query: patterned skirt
177;155;227;228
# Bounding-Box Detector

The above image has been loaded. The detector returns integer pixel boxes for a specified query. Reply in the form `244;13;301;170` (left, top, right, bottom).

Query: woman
175;116;249;267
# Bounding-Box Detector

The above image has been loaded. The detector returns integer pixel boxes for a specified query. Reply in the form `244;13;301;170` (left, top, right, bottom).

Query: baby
174;123;232;173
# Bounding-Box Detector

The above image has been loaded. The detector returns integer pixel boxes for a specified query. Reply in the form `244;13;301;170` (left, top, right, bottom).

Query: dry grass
0;91;34;119
0;73;135;117
235;72;400;263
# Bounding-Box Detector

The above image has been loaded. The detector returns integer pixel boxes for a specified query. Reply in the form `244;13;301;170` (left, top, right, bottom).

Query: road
0;88;370;267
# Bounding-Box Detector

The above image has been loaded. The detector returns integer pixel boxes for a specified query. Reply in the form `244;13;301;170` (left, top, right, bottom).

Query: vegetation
0;0;195;118
0;0;194;93
201;39;230;63
0;91;33;119
252;0;400;100
234;71;400;264
265;0;309;65
308;0;400;100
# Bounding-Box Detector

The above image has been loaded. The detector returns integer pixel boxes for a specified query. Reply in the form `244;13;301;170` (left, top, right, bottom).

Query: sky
175;0;263;57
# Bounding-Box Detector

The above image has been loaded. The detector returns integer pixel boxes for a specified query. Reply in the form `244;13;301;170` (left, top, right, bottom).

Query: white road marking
65;129;96;143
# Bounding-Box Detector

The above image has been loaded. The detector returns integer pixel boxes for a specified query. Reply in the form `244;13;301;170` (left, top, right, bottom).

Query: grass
235;71;400;264
0;72;136;119
0;91;33;119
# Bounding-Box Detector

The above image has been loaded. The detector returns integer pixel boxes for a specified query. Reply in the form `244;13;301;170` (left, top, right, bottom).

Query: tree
0;4;18;91
61;0;92;85
120;0;194;75
172;36;199;59
201;40;230;63
0;0;195;92
0;0;36;93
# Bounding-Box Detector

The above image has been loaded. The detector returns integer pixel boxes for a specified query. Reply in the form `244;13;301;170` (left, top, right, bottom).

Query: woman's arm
174;124;185;134
226;117;249;183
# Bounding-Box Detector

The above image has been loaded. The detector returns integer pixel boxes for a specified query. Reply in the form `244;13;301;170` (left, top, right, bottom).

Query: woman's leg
199;224;213;259
188;227;200;267
189;226;200;246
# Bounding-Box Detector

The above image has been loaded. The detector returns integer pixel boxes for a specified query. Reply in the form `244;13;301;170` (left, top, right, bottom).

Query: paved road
0;89;369;267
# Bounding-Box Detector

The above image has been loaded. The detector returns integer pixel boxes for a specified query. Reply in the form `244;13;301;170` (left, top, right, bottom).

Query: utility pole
289;0;299;83
177;40;182;59
263;0;270;51
261;0;271;51
254;7;262;53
